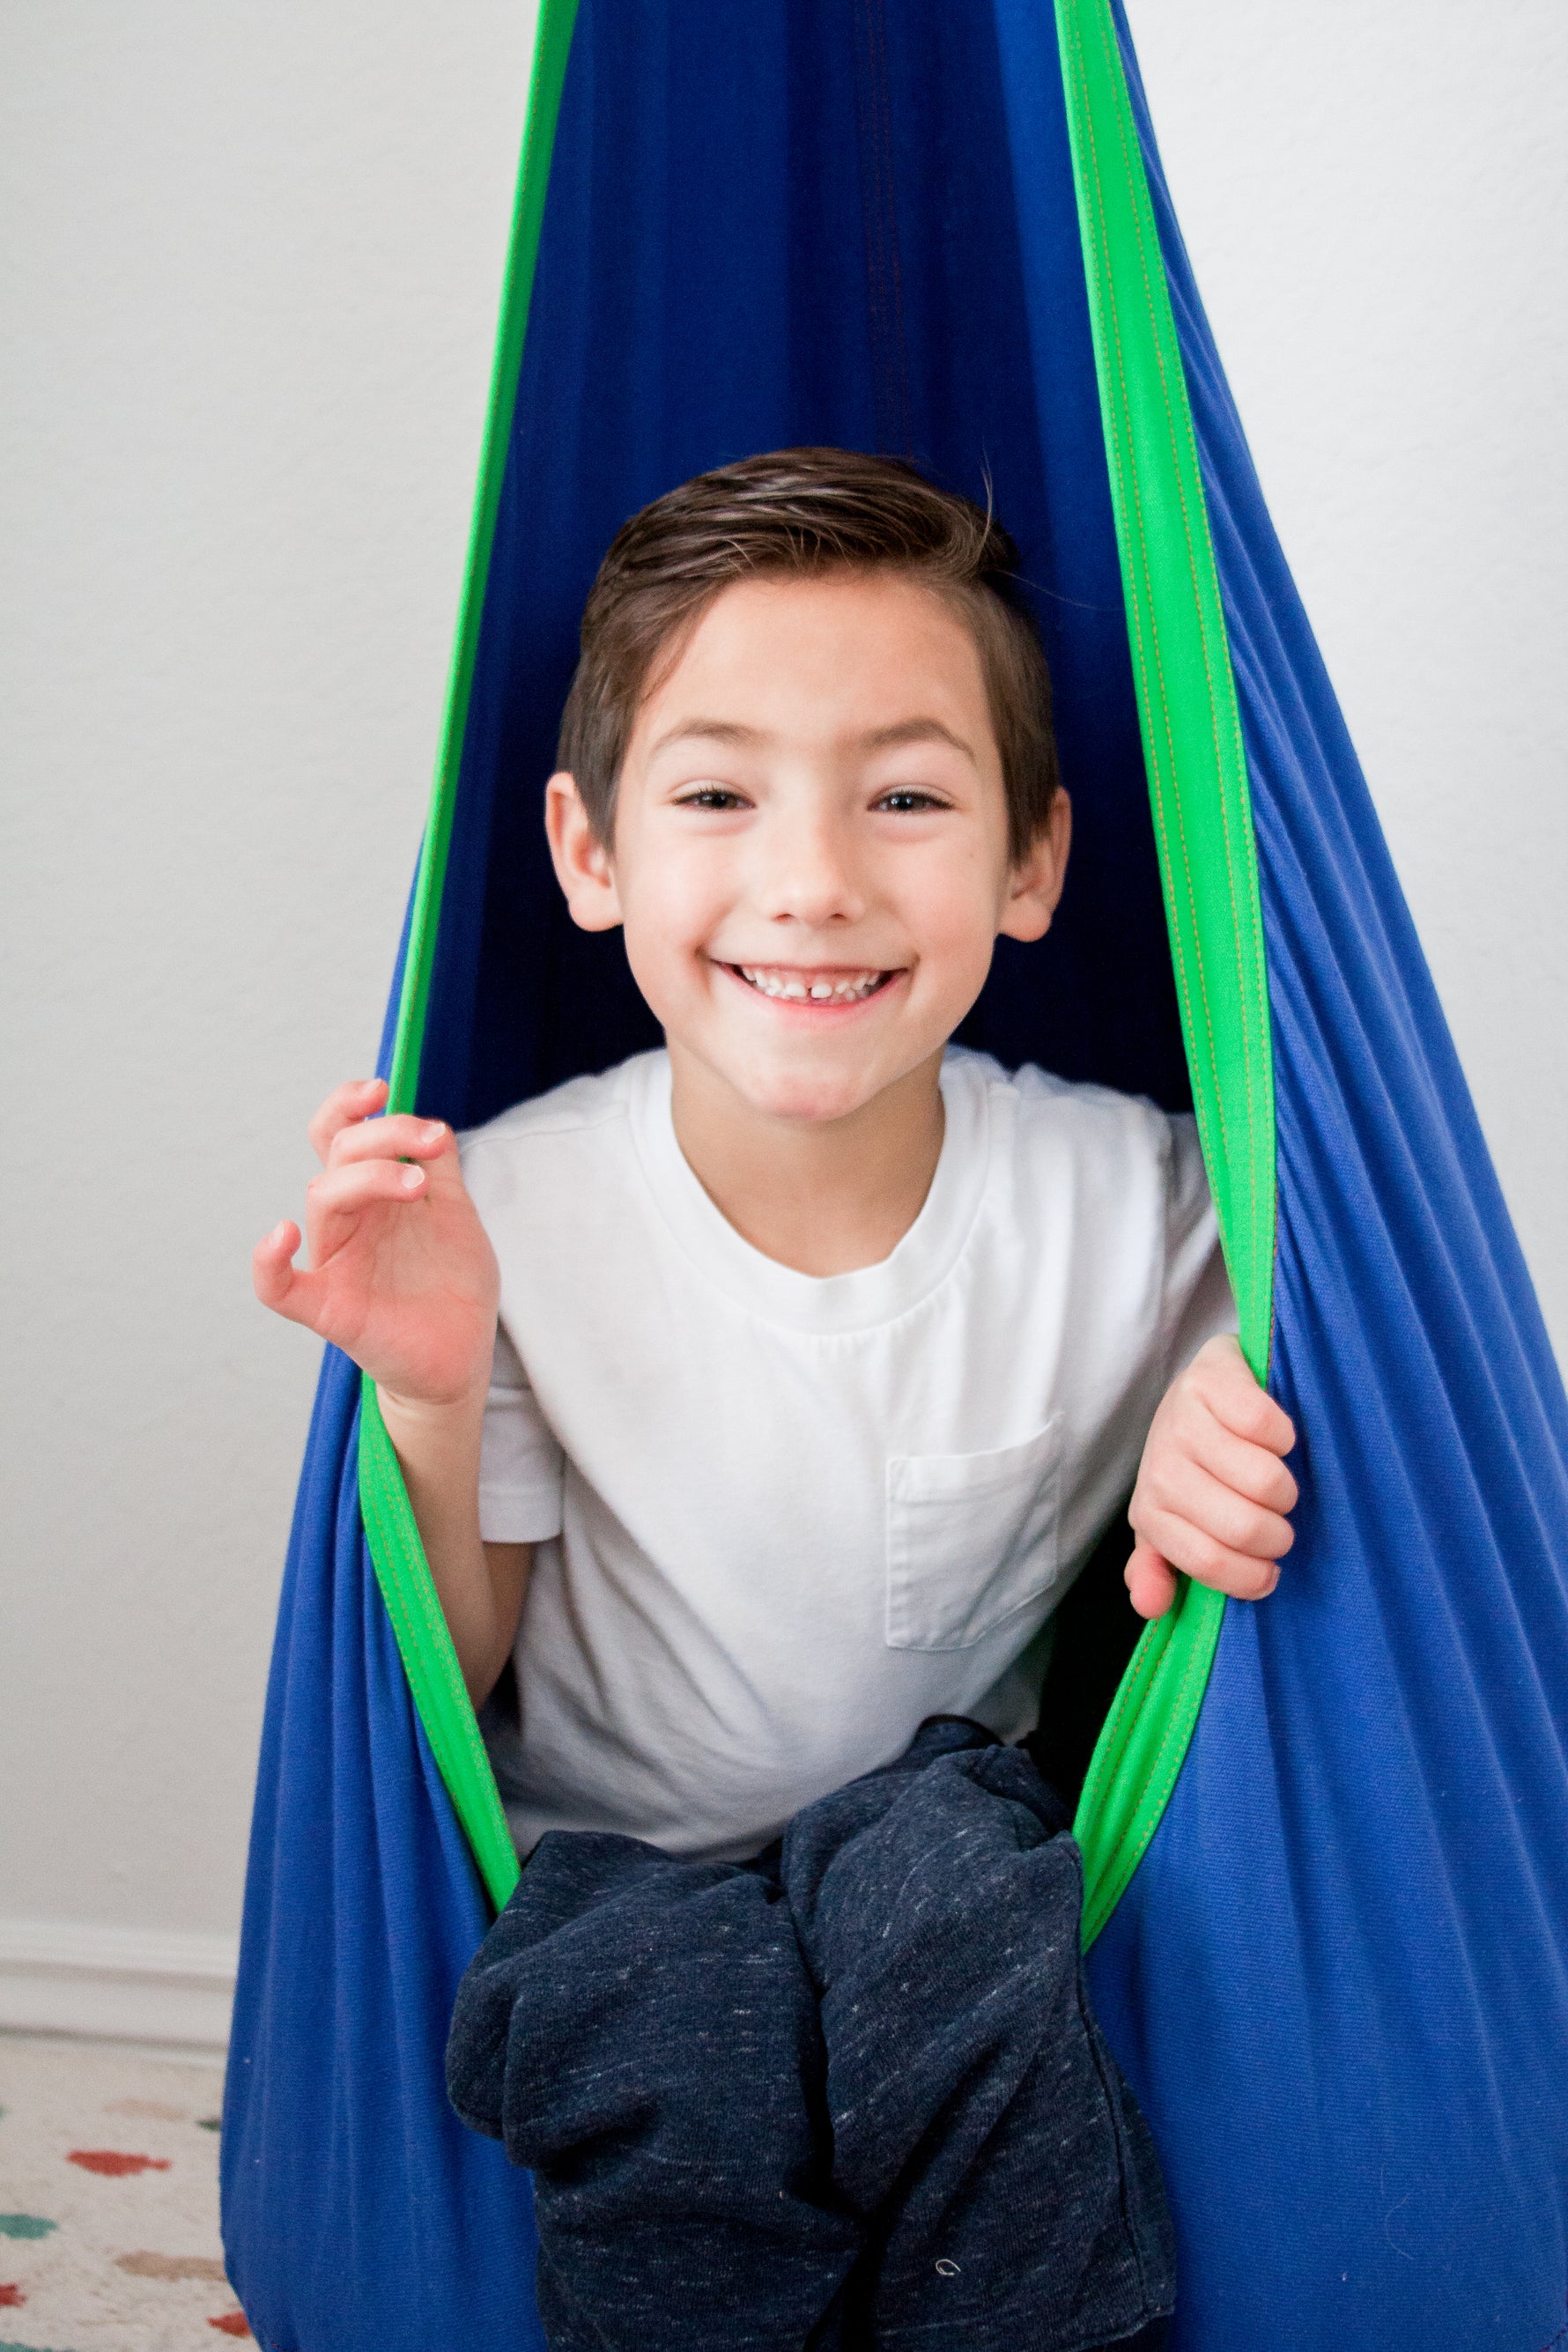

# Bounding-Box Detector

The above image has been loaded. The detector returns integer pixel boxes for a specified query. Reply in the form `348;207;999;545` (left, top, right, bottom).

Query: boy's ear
997;787;1073;944
544;772;623;932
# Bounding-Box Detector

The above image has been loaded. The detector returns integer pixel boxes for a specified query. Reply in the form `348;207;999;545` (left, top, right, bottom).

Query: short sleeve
478;1322;566;1546
1160;1113;1239;1380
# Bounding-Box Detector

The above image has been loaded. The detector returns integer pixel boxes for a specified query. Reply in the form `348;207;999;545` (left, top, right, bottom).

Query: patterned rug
0;2033;248;2348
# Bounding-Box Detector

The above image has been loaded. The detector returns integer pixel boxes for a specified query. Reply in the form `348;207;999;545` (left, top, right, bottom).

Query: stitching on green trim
363;1410;496;1803
1093;6;1233;1181
1091;1597;1217;1909
1157;343;1270;1284
1063;10;1218;1902
1109;35;1268;1309
1084;1633;1160;1801
359;1385;521;1910
1072;9;1231;1202
1089;0;1273;1342
1054;0;1276;1942
1086;1635;1176;1917
1069;10;1226;1198
1080;1596;1225;1942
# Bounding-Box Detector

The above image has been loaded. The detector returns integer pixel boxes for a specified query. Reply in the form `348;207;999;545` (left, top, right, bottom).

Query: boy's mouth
726;964;895;1005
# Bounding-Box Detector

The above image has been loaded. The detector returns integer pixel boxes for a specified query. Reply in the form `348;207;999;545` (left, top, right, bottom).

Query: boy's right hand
253;1077;499;1409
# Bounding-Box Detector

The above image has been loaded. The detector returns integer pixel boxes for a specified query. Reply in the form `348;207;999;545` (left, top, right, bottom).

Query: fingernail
402;1165;425;1189
423;1121;446;1143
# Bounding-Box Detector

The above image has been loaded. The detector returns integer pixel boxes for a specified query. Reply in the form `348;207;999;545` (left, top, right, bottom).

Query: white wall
2;4;1563;2023
1;4;539;2029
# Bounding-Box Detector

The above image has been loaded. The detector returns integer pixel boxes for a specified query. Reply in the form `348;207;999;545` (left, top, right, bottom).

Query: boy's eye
874;788;949;814
675;785;749;811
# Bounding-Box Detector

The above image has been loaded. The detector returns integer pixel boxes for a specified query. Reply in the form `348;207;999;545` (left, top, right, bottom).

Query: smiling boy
255;449;1295;1867
255;450;1297;2342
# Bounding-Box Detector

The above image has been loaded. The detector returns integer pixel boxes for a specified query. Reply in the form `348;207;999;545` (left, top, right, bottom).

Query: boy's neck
667;1045;948;1278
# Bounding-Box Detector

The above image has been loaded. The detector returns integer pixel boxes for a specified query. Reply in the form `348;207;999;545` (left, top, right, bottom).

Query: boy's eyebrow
647;719;763;755
646;716;979;760
856;717;978;761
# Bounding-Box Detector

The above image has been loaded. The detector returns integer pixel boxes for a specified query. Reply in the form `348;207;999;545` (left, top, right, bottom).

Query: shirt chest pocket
885;1418;1066;1653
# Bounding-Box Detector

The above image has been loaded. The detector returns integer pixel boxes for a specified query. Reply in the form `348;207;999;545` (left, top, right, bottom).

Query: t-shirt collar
627;1047;994;1335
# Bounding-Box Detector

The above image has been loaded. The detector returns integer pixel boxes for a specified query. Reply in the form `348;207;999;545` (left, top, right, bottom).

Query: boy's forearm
375;1383;523;1707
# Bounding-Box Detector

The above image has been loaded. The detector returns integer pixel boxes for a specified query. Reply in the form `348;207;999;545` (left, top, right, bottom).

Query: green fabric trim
1054;0;1277;1948
385;0;581;1121
356;0;579;1912
359;1383;521;1910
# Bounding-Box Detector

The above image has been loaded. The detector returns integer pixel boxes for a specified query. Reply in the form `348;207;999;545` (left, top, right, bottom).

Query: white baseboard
0;1918;238;2053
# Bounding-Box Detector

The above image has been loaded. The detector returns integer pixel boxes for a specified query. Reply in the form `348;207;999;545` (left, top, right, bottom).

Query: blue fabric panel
226;2;1568;2345
1071;13;1568;2349
221;1351;546;2351
416;0;1190;1135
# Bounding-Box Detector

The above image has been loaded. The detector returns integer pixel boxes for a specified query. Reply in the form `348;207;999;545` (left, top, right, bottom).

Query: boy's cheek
910;894;1012;1025
616;854;725;961
619;926;693;1030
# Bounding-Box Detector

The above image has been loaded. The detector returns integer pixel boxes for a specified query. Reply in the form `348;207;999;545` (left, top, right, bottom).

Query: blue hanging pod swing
221;4;1568;2347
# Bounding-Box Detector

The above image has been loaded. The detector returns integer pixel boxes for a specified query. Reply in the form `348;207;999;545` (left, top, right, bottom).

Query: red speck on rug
0;2283;24;2306
67;2149;172;2178
208;2314;252;2337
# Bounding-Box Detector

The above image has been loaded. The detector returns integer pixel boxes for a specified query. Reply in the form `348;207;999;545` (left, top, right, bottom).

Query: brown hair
557;447;1059;864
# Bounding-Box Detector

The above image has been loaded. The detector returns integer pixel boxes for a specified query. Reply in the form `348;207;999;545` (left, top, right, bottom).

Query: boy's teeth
738;966;884;1003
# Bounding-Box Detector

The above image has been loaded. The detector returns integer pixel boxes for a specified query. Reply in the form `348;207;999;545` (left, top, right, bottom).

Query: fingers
252;1219;328;1331
1125;1542;1178;1621
302;1156;431;1257
1184;1415;1298;1516
1128;1494;1283;1601
1128;1342;1299;1614
1187;1334;1296;1455
1138;1450;1294;1565
325;1113;455;1174
308;1076;388;1165
252;1219;300;1308
255;1143;438;1333
305;1121;455;1257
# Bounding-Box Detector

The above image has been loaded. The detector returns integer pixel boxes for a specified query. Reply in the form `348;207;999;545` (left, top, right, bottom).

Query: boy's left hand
1125;1334;1298;1620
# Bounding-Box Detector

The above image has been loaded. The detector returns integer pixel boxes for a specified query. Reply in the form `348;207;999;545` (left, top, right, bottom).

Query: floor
0;2032;248;2349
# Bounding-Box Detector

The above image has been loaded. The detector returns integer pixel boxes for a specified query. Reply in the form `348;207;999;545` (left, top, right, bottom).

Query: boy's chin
719;1047;932;1130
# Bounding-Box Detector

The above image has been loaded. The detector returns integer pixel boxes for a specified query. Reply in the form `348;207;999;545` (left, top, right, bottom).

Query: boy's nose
758;814;868;928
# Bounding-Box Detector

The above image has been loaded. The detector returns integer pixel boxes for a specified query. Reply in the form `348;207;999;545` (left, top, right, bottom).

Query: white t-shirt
462;1046;1234;1862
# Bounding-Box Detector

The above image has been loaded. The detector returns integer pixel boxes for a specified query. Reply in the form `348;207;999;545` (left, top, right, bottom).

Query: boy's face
546;572;1070;1129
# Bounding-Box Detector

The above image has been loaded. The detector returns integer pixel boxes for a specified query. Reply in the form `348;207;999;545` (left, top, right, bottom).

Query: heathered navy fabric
447;1722;1174;2351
